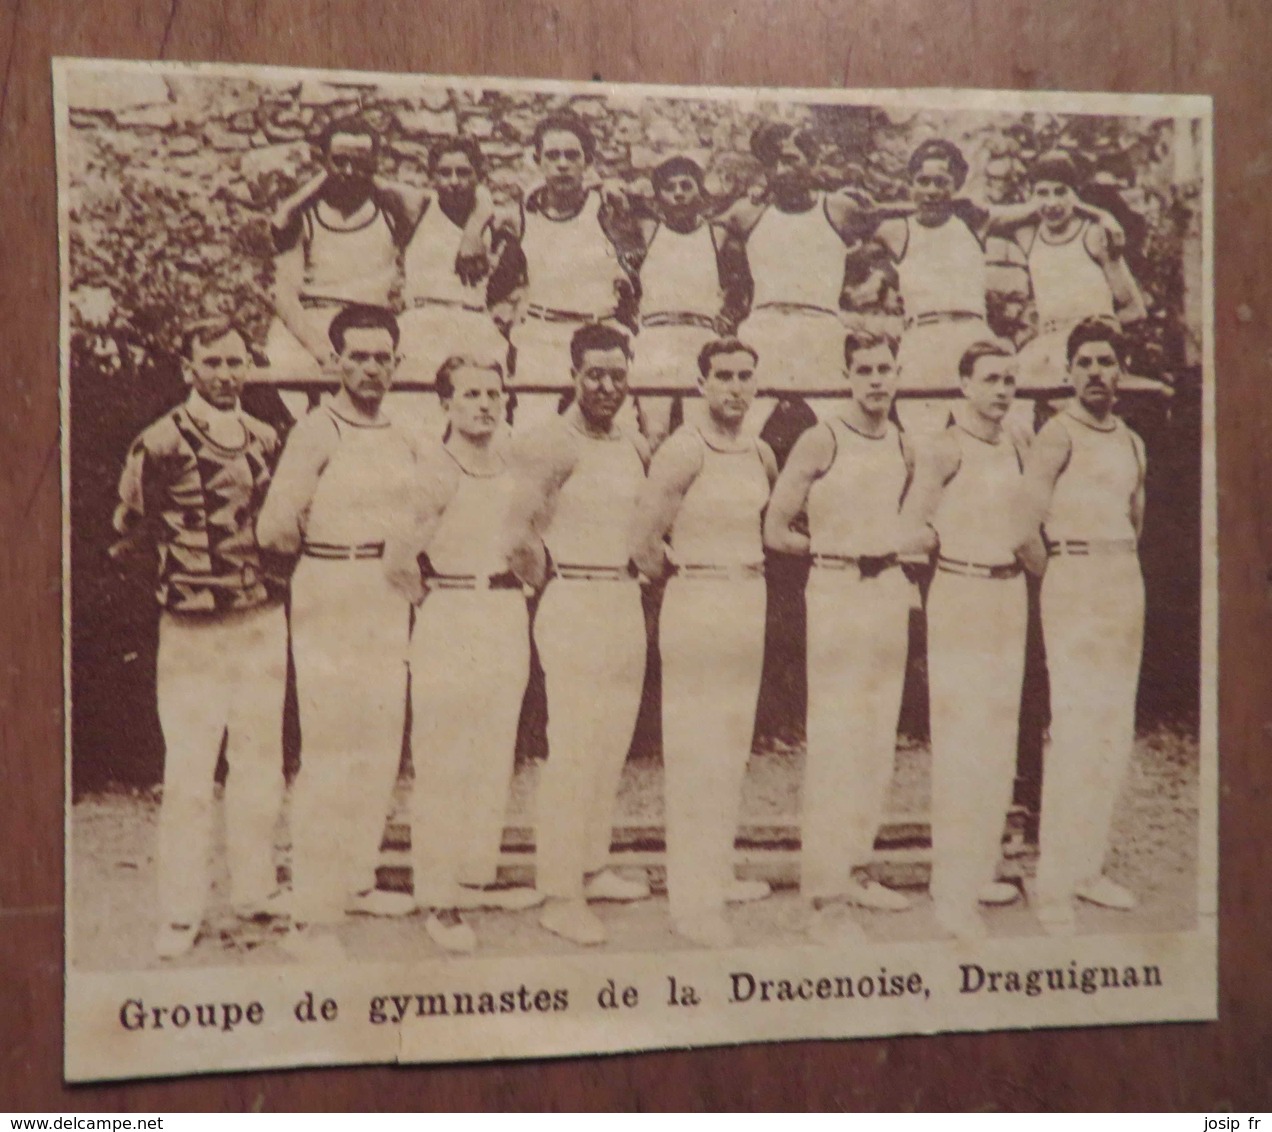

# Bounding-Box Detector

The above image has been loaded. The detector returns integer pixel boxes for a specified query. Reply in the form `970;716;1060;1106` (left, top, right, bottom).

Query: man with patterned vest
1016;316;1148;936
111;317;288;961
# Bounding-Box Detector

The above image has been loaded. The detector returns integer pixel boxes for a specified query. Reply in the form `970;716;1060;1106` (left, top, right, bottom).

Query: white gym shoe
674;913;735;949
726;878;772;904
347;888;416;917
584;868;651;903
540;899;607;945
842;877;911;912
1075;875;1137;911
425;912;477;954
154;922;199;961
454;885;546;911
977;881;1022;907
236;890;291;925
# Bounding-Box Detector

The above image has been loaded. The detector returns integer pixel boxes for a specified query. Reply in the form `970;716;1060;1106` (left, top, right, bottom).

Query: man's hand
1018;531;1049;578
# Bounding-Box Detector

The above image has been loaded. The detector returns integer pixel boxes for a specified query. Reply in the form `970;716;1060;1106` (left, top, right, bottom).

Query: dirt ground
68;728;1200;970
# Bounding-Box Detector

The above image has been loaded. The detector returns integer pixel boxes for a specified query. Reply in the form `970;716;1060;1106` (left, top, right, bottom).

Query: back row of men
116;305;1146;961
261;110;1148;445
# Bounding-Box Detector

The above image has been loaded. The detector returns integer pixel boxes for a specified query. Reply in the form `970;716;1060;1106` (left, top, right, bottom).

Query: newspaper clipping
55;58;1216;1081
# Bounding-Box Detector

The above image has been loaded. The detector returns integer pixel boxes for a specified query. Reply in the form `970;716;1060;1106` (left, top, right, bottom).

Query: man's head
750;122;819;195
436;355;505;440
958;340;1018;423
532;112;595;194
315;116;380;206
697;337;759;427
1029;149;1082;231
652;156;706;222
429;137;484;210
1066;316;1125;417
907;139;968;218
843;328;901;418
328;304;400;413
569;322;632;430
180;318;251;411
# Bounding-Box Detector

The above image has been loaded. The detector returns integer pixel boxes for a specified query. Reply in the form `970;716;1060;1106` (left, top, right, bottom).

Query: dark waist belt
430;571;523;591
641;311;719;331
410;296;487;315
937;556;1022;580
752;301;838;319
673;562;765;581
905;309;985;329
524;303;611;325
1047;538;1138;557
302;541;385;561
553;562;638;582
811;552;899;577
299;295;356;310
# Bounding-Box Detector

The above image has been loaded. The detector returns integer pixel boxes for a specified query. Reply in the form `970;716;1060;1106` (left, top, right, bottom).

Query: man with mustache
111;318;287;960
262;118;417;419
764;328;917;943
395;138;518;440
898;340;1036;941
629;337;778;947
1015;316;1147;935
384;356;541;954
505;322;652;946
258;305;419;960
504;112;636;432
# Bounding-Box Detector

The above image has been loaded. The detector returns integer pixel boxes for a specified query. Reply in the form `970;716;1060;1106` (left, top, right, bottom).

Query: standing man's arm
383;444;460;605
1014;419;1072;576
256;413;338;563
1085;222;1149;325
271;239;333;364
503;426;577;590
628;432;702;581
109;429;168;565
1129;430;1148;540
762;423;834;555
897;431;960;558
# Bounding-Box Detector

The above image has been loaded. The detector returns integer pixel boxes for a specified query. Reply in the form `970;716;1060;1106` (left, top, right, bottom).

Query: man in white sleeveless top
505;323;652;946
899;340;1035;941
614;156;748;448
1012;150;1148;397
630;337;778;947
868;140;1124;439
258;305;418;960
262;118;423;422
764;328;916;943
717;124;872;434
1016;317;1147;935
506;113;635;433
383;357;541;954
395;139;517;441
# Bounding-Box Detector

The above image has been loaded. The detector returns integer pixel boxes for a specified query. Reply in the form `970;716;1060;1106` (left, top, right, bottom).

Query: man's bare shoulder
509;417;579;475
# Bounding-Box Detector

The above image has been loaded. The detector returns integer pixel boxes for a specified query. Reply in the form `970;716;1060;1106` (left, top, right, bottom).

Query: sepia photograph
56;58;1215;1081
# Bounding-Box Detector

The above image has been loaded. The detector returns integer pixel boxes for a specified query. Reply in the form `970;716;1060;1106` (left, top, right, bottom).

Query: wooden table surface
3;0;1269;1111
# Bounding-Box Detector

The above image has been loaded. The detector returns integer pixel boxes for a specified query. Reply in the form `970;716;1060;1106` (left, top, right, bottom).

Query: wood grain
4;0;1269;1111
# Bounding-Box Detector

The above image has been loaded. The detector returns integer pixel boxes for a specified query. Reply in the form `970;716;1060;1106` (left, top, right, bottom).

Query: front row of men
115;306;1146;959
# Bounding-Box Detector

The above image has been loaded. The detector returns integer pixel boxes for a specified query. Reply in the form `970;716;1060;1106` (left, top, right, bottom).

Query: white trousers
409;589;530;906
802;566;914;898
736;308;847;433
263;312;335;422
533;579;648;898
508;317;579;433
630;323;717;447
927;570;1027;911
155;602;288;927
661;575;767;923
288;557;409;922
1036;553;1145;904
895;317;992;440
394;305;511;443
